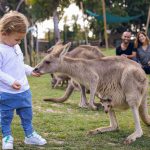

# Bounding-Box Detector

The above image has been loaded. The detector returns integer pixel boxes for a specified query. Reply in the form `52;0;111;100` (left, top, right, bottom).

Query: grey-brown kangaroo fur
44;41;105;108
34;42;150;144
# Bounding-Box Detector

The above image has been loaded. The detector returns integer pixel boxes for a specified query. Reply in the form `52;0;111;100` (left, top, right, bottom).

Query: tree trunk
24;36;29;64
15;0;30;64
53;10;60;43
146;6;150;34
102;0;109;50
16;0;24;11
80;2;88;44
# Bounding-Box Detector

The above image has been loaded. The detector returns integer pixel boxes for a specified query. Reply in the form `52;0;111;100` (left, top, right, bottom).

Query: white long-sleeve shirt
0;44;33;93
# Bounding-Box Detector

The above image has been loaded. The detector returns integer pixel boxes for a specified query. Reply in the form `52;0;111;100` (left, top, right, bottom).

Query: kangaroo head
100;99;112;113
34;42;71;74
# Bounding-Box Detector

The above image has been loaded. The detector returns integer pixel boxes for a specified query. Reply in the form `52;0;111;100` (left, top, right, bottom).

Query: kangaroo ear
47;46;54;53
60;42;71;57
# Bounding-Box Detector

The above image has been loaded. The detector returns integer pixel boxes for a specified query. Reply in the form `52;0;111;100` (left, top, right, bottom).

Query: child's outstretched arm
31;71;41;77
24;64;41;77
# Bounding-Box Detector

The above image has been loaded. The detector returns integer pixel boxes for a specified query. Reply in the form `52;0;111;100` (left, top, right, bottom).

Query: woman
134;31;150;74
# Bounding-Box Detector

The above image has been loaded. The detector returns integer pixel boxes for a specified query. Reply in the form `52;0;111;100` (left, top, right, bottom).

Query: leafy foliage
27;0;71;22
74;0;150;40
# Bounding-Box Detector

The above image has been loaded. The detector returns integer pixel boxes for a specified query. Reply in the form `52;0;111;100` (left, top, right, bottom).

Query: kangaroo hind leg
88;109;119;135
124;105;143;144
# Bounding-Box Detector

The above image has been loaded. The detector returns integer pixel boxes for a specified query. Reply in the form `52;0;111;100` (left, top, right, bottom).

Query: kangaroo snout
105;110;108;113
33;67;39;72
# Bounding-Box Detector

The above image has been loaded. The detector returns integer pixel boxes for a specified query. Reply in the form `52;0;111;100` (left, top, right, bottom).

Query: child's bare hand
31;71;41;77
12;81;21;90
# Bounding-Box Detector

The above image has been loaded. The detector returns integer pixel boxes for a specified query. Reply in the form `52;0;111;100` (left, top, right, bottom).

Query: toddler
0;11;47;149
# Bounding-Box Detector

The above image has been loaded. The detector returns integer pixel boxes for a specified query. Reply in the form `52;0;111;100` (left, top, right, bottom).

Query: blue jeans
0;109;1;128
0;89;34;137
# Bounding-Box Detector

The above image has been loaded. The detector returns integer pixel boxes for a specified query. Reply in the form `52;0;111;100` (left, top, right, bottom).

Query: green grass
101;48;116;56
1;49;150;150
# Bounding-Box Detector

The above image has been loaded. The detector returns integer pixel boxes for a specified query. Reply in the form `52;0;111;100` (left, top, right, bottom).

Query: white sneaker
2;135;14;150
24;131;47;145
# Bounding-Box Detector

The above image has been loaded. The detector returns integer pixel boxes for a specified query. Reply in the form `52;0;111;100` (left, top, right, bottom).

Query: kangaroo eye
45;60;50;64
107;105;110;108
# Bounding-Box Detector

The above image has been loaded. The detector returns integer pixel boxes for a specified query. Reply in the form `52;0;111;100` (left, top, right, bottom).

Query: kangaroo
44;41;105;108
51;73;70;88
100;98;112;113
34;42;150;144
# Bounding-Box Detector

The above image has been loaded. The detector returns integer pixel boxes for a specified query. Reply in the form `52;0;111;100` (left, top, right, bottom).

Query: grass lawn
1;48;150;150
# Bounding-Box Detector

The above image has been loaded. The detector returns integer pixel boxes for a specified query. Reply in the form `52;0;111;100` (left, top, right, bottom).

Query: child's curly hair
0;11;29;34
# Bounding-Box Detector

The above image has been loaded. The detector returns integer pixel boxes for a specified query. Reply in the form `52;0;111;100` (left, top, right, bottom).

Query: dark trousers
142;66;150;74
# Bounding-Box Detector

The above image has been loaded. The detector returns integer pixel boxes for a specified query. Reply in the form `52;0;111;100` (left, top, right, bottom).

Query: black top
116;42;137;56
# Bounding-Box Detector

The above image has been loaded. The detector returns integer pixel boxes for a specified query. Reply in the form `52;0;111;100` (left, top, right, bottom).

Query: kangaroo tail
139;93;150;125
43;82;74;103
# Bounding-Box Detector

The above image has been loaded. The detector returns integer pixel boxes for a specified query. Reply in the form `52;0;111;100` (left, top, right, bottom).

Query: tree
0;0;28;15
26;0;71;42
74;0;150;46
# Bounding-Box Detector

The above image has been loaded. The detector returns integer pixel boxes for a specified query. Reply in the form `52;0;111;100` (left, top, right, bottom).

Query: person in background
134;31;150;74
116;31;137;61
0;11;47;149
